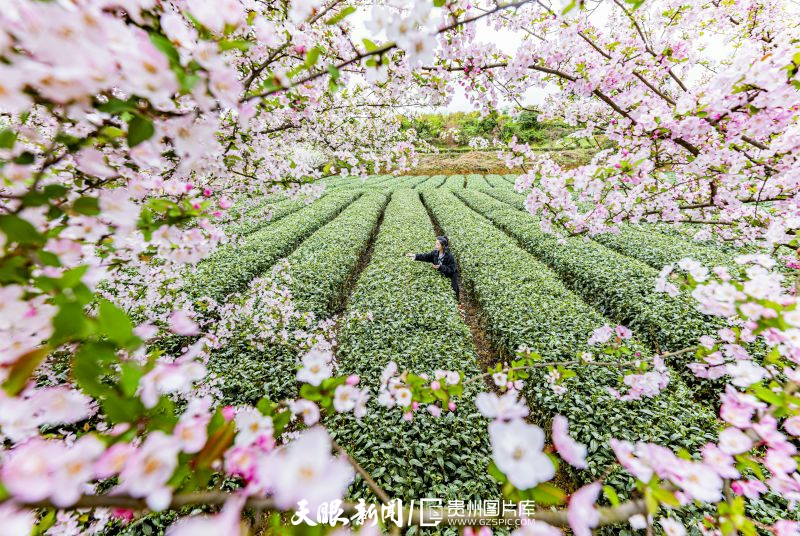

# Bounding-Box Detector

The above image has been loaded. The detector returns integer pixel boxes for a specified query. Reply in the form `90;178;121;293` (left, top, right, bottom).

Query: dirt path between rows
420;190;579;495
331;194;389;318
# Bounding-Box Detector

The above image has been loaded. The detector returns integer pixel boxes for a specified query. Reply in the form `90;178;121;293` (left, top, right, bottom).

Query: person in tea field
405;235;461;301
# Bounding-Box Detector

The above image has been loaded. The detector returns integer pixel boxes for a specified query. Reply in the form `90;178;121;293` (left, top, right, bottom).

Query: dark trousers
450;274;460;301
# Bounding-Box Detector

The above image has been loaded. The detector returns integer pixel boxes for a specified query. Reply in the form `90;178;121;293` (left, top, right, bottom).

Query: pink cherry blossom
235;408;274;448
512;519;562;536
119;432;181;510
609;439;653;482
587;325;614;345
672;460;723;503
2;438;59;503
551;415;587;469
568;482;601;536
169;309;200;336
718;427;753;455
268;427;354;511
296;347;333;386
50;435;105;507
488;420;555;490
773;520;800;536
95;443;136;479
0;503;35;535
659;518;686;536
785;416;800;437
731;479;767;499
28;386;92;426
138;360;206;408
701;444;739;479
615;325;632;339
476;391;530;421
174;415;209;454
289;399;320;426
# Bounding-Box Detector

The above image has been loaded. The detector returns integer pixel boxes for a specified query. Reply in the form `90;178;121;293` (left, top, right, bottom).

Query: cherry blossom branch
609;0;689;92
461;346;697;386
246;0;537;101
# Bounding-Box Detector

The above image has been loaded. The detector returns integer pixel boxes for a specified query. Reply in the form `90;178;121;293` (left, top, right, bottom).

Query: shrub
481;187;527;209
481;188;741;273
209;193;388;405
443;174;465;189
396;175;429;189
592;226;741;274
225;198;308;237
184;190;361;302
286;191;389;317
330;189;498;504
483;174;511;188
453;189;719;359
465;174;490;189
421;189;716;494
416;174;447;190
327;174;392;191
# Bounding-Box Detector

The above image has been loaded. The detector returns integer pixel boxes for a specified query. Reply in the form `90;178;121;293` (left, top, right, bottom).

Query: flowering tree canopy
0;0;799;535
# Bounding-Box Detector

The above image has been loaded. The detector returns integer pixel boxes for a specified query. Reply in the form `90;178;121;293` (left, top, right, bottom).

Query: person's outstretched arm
405;251;435;262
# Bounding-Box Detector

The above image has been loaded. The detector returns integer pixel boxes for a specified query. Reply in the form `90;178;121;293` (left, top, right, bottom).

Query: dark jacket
414;250;460;297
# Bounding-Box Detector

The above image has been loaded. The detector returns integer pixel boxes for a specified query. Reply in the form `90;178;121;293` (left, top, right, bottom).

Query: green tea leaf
127;115;155;148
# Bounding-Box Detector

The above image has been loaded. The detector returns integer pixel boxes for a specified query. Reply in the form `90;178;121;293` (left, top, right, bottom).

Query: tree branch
245;0;536;101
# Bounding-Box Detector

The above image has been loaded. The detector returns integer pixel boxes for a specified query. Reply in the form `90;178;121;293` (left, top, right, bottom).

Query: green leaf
561;0;578;15
73;344;115;399
300;383;323;401
13;151;35;165
487;461;507;484
327;64;340;80
119;361;144;397
172;65;200;93
603;485;620;506
0;214;44;245
272;408;291;435
0;128;17;149
3;347;49;396
98;98;137;114
219;38;252;51
32;509;57;535
256;397;274;416
149;32;180;65
752;384;783;405
127;115;155;148
97;299;134;346
644;487;660;514
652;486;681;508
325;6;356;25
529;482;566;505
73;196;101;216
102;394;145;424
362;39;378;52
52;301;90;343
100;126;126;139
305;46;321;68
